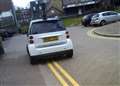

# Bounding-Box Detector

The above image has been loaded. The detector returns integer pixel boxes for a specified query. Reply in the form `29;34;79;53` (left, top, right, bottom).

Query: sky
12;0;34;8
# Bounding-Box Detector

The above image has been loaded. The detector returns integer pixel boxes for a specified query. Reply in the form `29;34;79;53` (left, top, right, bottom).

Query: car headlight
92;18;99;21
95;18;99;20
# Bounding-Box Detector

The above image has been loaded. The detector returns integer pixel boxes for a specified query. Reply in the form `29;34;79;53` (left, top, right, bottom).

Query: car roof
98;11;117;15
29;16;60;28
31;16;59;24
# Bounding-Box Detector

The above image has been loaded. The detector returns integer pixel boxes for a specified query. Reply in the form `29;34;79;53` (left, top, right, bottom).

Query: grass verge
63;16;82;27
20;25;28;34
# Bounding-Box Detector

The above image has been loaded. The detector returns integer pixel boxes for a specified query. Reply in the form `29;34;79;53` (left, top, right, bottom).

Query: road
0;25;120;86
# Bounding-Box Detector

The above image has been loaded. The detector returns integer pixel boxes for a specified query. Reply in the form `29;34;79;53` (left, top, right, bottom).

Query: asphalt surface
60;25;120;86
0;35;60;86
0;24;120;86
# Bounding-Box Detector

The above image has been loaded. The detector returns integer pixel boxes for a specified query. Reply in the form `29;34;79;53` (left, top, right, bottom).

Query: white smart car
27;17;73;64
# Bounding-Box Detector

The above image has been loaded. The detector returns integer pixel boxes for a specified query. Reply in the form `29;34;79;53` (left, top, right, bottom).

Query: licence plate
43;36;58;42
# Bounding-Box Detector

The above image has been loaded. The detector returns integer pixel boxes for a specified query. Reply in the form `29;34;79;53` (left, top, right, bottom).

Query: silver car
91;11;120;26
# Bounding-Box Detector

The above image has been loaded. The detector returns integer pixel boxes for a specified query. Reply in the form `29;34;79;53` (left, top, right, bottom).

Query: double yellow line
48;62;80;86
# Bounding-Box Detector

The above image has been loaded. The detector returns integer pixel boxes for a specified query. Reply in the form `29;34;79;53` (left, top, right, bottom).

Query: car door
109;12;118;22
102;12;112;22
112;12;120;21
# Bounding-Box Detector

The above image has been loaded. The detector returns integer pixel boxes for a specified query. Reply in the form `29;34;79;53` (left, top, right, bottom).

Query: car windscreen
84;13;96;20
30;20;65;34
93;14;99;18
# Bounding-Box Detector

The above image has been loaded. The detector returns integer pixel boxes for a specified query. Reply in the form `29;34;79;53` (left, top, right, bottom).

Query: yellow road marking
87;28;120;40
53;62;80;86
48;63;69;86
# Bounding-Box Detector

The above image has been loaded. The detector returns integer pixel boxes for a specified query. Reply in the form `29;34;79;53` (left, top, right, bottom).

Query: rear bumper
30;49;73;59
27;39;73;57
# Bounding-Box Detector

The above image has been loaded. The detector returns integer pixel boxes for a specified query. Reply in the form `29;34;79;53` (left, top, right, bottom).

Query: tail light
29;36;33;39
66;31;70;38
29;40;34;44
29;36;34;44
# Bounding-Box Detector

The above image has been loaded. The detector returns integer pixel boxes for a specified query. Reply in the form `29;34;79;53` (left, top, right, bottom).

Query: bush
114;7;120;13
19;25;28;34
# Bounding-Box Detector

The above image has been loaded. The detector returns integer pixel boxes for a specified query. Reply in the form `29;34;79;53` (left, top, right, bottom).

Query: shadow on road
32;56;72;65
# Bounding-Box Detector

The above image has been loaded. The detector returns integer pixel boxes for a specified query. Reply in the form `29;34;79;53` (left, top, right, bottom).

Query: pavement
0;24;120;86
93;22;120;37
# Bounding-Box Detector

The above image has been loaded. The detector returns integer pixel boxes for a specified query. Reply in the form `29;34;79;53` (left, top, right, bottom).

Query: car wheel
26;45;29;55
2;37;5;41
4;32;9;38
100;20;106;26
0;45;4;55
82;22;88;27
30;56;37;65
83;24;88;27
26;46;37;65
67;50;73;58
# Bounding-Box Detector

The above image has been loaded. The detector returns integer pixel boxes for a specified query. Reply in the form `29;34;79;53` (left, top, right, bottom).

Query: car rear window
29;20;65;34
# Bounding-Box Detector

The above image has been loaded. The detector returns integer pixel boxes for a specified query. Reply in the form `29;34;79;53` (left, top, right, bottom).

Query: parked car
0;29;15;40
27;17;74;64
6;29;15;37
91;11;120;26
0;36;4;55
81;13;96;26
0;29;8;40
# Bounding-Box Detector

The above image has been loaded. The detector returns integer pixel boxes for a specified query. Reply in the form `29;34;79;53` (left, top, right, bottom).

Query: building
30;0;120;17
30;0;63;19
0;0;17;32
16;8;31;24
110;0;120;7
62;0;120;15
62;0;99;15
0;0;13;12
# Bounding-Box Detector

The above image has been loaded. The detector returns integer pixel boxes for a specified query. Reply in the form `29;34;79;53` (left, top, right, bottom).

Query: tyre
30;56;37;65
26;45;36;65
2;37;5;41
4;32;9;38
100;20;106;26
82;22;88;27
0;39;4;55
67;50;73;58
83;24;88;27
0;46;4;55
26;45;29;56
